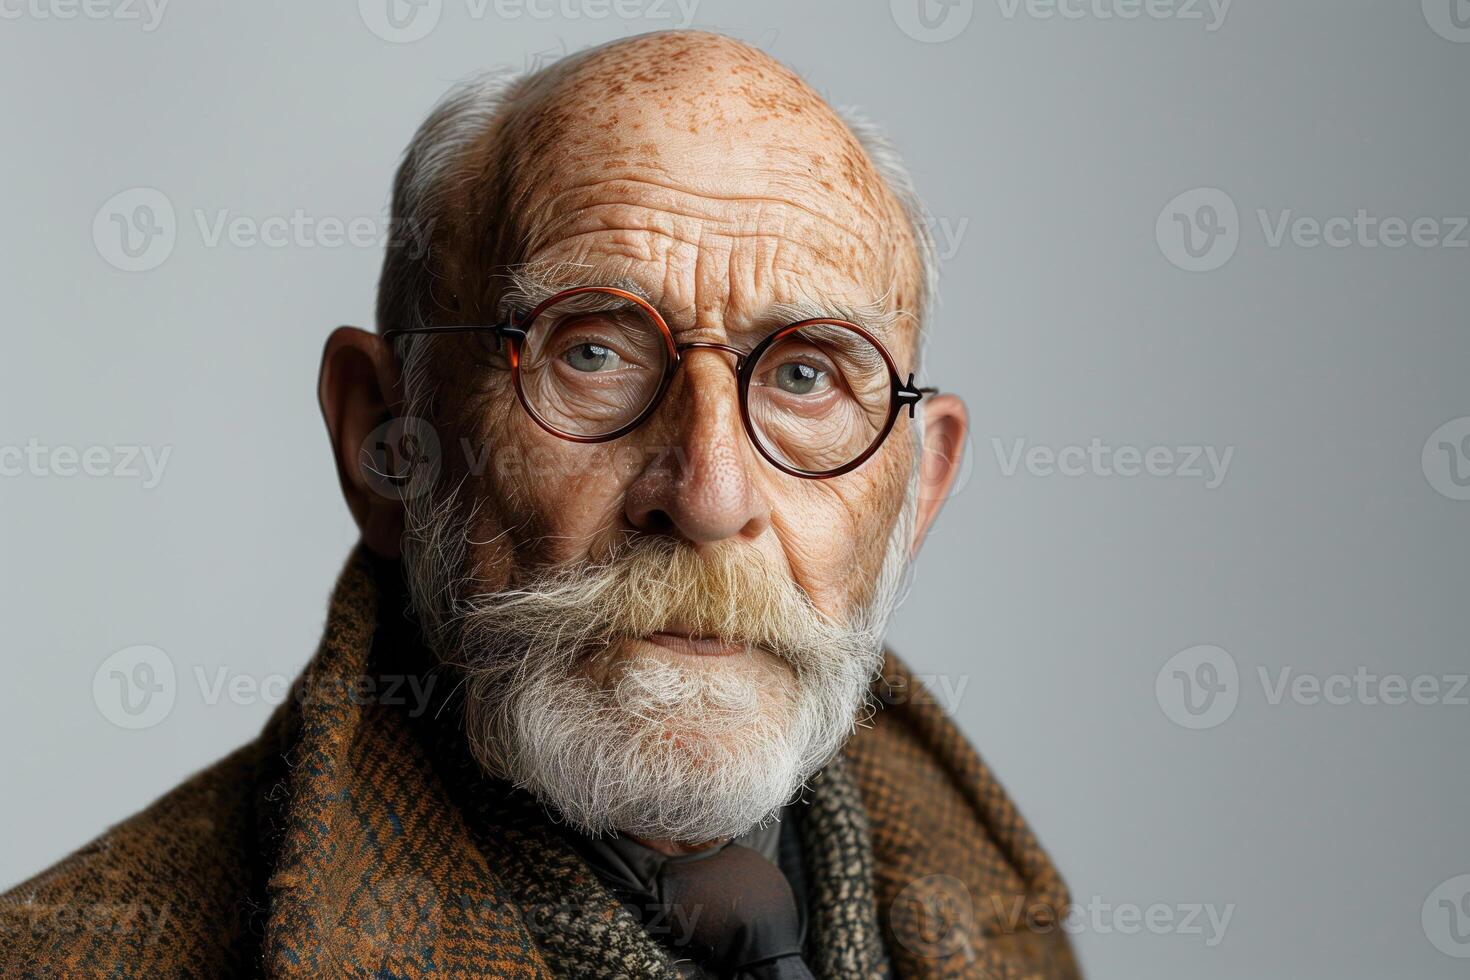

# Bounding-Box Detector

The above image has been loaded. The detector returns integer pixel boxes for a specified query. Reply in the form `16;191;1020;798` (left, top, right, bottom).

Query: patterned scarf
1;549;1081;979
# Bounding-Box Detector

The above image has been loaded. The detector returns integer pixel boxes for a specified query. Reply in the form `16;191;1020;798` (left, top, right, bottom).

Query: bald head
379;31;934;355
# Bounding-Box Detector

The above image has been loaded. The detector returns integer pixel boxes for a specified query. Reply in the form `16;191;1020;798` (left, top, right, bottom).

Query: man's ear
911;393;969;556
318;326;405;558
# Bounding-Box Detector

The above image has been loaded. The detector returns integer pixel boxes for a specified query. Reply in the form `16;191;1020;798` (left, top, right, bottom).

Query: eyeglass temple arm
895;374;939;418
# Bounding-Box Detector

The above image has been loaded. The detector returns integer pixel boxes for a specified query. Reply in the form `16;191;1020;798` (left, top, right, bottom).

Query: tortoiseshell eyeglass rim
381;285;937;479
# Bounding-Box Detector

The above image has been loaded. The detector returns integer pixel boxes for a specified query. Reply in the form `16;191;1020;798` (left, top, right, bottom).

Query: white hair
377;68;524;346
837;104;940;344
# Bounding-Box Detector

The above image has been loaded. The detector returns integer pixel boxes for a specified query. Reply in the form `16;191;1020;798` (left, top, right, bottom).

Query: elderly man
2;31;1077;980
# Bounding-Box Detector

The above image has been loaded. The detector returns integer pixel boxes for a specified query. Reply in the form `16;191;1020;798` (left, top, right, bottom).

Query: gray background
2;1;1467;976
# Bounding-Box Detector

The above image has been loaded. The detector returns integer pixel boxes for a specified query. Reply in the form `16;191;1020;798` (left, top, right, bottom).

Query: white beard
402;475;918;844
492;652;846;842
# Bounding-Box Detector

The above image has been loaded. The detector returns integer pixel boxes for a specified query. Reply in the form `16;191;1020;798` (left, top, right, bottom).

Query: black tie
658;842;815;980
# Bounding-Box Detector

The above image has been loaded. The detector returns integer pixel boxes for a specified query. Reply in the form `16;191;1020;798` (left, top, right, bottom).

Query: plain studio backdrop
2;2;1467;977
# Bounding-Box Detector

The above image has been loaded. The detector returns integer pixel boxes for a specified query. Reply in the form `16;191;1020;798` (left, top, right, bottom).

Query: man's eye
774;361;827;394
563;342;621;373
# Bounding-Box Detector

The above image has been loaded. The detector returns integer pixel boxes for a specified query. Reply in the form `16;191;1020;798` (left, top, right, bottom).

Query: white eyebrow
764;298;905;346
496;262;651;319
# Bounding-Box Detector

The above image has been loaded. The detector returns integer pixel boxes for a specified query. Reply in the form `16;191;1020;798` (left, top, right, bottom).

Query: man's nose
623;356;771;545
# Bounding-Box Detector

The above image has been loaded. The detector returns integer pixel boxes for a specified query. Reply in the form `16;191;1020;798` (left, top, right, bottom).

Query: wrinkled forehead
486;33;923;324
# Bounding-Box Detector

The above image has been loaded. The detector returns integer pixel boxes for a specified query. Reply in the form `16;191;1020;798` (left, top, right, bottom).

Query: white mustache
444;536;865;679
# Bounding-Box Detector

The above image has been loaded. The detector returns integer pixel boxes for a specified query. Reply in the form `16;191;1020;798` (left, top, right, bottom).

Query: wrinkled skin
318;31;969;850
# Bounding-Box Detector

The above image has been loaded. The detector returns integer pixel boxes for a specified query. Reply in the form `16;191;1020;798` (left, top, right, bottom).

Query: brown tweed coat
1;551;1080;979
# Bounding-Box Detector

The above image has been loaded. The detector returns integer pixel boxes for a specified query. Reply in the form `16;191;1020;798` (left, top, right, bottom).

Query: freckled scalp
430;31;924;331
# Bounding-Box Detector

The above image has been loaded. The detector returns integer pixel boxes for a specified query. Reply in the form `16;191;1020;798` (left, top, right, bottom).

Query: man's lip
643;631;749;657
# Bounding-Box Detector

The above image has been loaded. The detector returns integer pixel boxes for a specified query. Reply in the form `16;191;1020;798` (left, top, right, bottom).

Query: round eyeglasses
383;286;936;479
